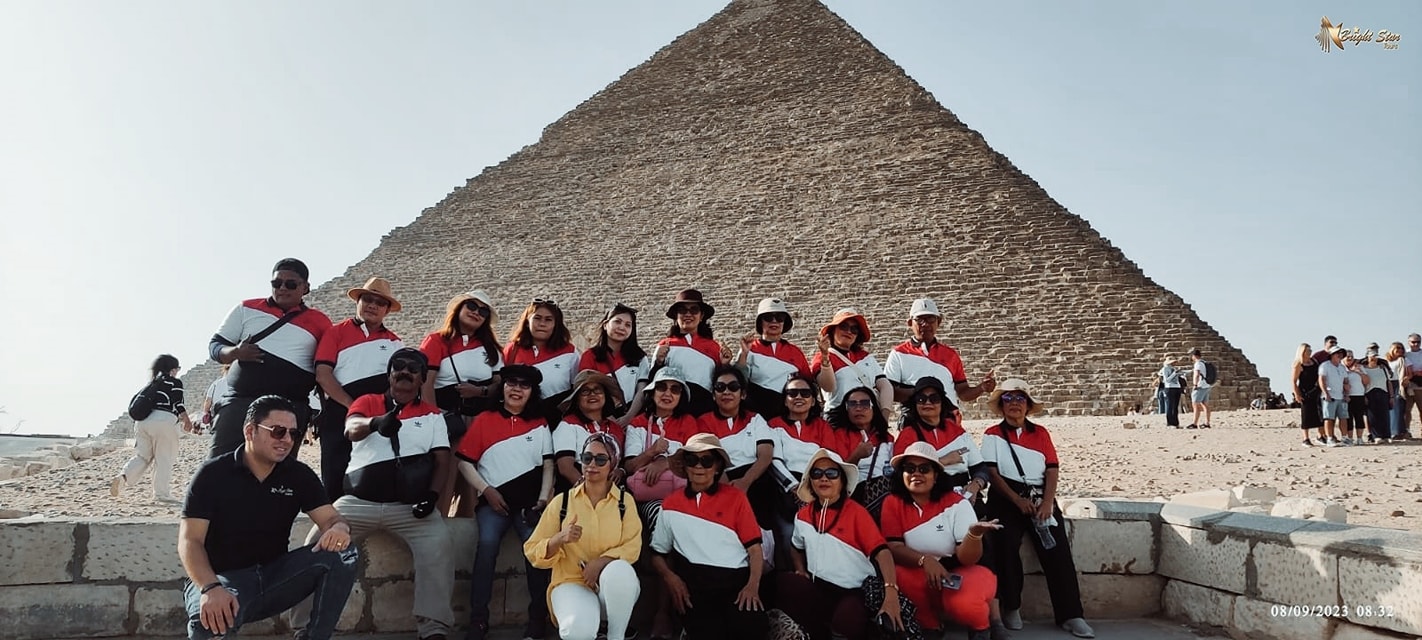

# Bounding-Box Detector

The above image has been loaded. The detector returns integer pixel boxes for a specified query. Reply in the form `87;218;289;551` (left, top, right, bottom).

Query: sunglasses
654;381;683;394
845;398;873;409
533;297;559;309
761;313;789;324
504;379;533;390
359;295;390;308
836;323;861;334
579;452;612;467
463;303;492;318
808;467;842;480
784;388;814;398
681;452;721;469
673;305;701;316
911;316;939;325
1000;392;1029;404
258;423;295;440
712;381;742;393
270;278;302;290
900;462;936;476
577;386;604;397
914;394;943;405
389;360;424;374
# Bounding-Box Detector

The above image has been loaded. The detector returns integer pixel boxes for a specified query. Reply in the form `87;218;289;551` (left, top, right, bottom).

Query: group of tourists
158;258;1100;640
1290;335;1422;447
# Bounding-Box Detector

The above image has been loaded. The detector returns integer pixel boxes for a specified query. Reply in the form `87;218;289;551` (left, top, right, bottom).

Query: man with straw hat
312;276;405;500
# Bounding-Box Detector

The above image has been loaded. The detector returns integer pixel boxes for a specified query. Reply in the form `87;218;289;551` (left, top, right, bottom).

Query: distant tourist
1318;346;1349;446
1186;348;1212;429
1292;343;1324;446
1311;335;1339;365
653;289;727;416
312;276;405;502
883;297;996;417
179;395;357;640
1157;356;1184;428
110;354;195;502
1360;348;1394;443
207;258;332;459
199;364;230;432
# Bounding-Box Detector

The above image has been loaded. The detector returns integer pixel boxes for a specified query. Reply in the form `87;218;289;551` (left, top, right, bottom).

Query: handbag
445;346;493;417
861;574;924;640
628;419;686;502
852;440;892;519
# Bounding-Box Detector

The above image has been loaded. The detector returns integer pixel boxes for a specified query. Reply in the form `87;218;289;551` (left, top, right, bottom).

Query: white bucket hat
755;297;792;331
796;448;859;503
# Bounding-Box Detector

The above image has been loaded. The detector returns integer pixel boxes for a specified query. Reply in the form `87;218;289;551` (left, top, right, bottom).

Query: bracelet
884;583;899;591
200;581;223;595
916;555;925;567
965;532;983;540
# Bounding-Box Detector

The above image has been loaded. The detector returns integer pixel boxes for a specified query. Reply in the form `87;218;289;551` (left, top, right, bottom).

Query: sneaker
990;620;1014;640
1341;437;1354;446
1061;617;1095;638
1002;608;1023;631
1325;438;1341;447
1302;439;1315;447
109;476;124;497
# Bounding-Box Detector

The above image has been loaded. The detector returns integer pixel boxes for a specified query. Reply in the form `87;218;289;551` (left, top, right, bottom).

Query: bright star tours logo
1315;16;1402;52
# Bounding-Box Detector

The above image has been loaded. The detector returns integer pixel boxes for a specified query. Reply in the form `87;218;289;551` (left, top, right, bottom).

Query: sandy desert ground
1;409;1419;530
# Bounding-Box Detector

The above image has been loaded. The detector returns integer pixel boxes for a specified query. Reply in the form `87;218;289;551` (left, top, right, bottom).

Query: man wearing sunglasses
884;298;996;414
179;395;357;640
293;348;454;640
208;258;332;459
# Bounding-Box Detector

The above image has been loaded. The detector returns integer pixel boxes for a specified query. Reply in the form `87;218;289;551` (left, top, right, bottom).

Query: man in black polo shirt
179;395;357;640
208;258;333;459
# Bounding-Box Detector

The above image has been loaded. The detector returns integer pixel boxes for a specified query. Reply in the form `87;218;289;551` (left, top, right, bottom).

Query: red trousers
896;563;996;631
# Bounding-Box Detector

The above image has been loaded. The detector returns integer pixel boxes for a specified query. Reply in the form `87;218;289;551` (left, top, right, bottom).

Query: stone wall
130;0;1271;430
3;501;1417;639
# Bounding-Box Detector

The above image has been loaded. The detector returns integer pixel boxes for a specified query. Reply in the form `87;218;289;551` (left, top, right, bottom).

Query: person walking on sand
111;354;195;502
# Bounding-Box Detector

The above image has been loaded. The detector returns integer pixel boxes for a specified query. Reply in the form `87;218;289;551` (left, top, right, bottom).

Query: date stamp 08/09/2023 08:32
1271;604;1396;619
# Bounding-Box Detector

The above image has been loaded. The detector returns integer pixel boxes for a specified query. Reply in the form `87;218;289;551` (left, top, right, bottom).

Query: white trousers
121;411;179;499
549;558;640;640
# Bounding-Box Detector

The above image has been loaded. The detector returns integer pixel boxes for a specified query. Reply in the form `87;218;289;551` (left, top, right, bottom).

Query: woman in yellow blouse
524;432;643;640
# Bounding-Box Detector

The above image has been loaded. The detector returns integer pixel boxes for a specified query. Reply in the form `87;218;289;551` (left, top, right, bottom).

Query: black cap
387;347;429;374
910;376;958;412
500;364;543;387
272;257;310;281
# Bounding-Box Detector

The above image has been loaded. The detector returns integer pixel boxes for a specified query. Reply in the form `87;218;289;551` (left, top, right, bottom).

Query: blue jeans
1392;394;1409;438
1163;387;1183;427
469;504;551;628
185;544;357;640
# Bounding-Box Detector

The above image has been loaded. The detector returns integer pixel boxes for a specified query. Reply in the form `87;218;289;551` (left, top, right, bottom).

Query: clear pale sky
1;1;1416;436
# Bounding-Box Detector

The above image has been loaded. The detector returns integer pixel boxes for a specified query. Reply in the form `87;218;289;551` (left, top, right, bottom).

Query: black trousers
317;398;352;501
671;558;769;640
1365;389;1392;440
983;493;1084;625
209;395;311;459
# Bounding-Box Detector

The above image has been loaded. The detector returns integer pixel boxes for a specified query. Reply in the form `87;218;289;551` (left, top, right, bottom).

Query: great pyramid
114;0;1266;434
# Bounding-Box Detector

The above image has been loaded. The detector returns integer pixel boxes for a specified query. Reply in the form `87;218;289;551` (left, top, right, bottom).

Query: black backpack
1203;361;1219;385
558;486;628;525
127;381;158;421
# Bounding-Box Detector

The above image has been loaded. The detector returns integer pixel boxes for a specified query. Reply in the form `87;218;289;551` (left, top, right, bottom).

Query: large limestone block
363;529;415;580
448;516;477;573
1231;485;1278;505
503;573;532;624
46;455;73;469
1252;542;1338;606
1068;518;1155;574
1233;596;1335;640
1162;579;1233;629
0;583;130;639
369;580;417;632
1338;555;1422;636
23;460;50;476
135;587;186;636
1158;524;1249;594
0;520;76;585
83;520;184;582
1271;497;1347;523
1169;489;1239;511
1079;573;1163;618
494;529;530;576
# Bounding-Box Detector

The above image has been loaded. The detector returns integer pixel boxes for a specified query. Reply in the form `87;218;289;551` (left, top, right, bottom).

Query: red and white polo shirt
456;410;552;508
792;499;888;589
553;413;626;460
343;394;448;503
211;299;332;399
809;349;885;412
893;420;984;480
883;340;968;405
739;339;812;396
697;411;774;470
577;350;651;406
623;413;702;460
656;334;724;391
767;416;837;478
652;483;761;569
420;333;503;389
880;492;977;559
503;342;580;399
980;421;1059;486
315;318;403;396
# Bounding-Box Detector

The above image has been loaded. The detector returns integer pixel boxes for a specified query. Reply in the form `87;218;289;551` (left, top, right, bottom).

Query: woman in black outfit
1292;343;1323;447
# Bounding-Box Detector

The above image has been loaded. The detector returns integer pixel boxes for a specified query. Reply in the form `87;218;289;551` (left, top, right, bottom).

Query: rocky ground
1;409;1418;529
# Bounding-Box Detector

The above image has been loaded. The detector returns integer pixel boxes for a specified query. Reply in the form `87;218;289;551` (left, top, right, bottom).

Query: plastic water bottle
1034;519;1057;550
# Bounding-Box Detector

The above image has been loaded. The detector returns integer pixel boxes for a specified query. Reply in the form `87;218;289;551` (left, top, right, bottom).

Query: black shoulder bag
1003;428;1044;505
386;396;437;505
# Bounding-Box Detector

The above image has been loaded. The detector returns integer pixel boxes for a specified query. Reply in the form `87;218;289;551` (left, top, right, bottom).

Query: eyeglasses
359;295;390;308
784;388;814;398
654;381;683;394
577;386;603;397
1000;392;1029;404
257;423;294;440
712;381;742;393
1412;341;1421;346
681;452;721;468
845;398;873;409
389;360;424;374
579;452;612;467
463;303;492;318
836;323;861;335
504;379;533;390
270;278;302;290
900;463;936;476
673;305;701;316
807;467;842;480
914;394;943;405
